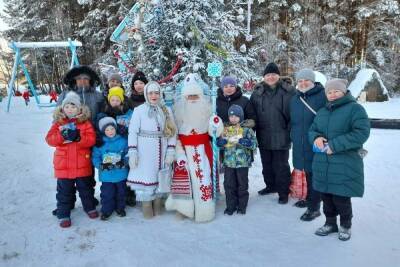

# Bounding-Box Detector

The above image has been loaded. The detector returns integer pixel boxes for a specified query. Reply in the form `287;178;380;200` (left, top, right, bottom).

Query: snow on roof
314;71;327;87
348;68;388;98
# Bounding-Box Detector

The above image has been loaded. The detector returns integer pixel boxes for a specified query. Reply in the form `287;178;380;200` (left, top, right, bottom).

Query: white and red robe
166;130;216;222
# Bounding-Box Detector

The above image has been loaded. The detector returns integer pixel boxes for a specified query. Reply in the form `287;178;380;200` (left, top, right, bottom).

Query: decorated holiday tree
114;0;255;84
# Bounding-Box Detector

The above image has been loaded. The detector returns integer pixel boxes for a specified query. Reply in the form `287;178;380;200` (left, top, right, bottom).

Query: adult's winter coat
309;92;370;197
250;80;295;150
290;83;326;172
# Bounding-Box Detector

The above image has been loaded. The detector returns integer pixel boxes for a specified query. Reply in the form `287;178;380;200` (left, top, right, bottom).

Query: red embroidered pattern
192;151;201;164
200;184;213;201
195;168;204;180
127;180;159;186
193;147;203;183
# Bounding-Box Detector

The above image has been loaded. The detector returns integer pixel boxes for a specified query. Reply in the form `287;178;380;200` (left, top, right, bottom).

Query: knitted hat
296;68;315;82
107;72;123;84
62;91;81;109
228;104;244;122
263;62;280;76
131;71;148;85
325;78;348;94
98;116;117;134
108;86;125;103
221;76;237;88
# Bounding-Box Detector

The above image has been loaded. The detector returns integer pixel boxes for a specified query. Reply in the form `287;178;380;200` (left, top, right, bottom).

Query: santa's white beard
174;97;211;134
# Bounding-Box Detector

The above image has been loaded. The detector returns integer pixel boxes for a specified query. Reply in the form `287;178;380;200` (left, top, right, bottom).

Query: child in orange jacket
46;91;98;228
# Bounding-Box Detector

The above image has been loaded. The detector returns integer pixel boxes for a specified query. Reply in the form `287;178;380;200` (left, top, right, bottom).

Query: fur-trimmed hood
53;105;92;123
63;65;101;88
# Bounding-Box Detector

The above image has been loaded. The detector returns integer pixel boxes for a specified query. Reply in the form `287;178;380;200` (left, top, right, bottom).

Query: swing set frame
6;39;82;112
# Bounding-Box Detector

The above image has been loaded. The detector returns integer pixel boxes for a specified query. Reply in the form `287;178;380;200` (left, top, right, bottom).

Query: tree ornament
240;44;247;53
153;68;160;76
237;15;245;23
260;49;268;61
133;32;142;41
245;34;253;42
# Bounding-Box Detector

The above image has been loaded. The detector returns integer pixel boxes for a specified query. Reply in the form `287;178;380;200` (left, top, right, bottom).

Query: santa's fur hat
181;73;203;97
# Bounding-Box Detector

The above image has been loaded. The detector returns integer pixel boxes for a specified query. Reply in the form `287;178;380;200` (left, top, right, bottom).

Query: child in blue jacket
92;116;129;220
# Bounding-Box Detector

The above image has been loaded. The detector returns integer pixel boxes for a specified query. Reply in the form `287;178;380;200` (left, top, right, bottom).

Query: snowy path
0;98;399;267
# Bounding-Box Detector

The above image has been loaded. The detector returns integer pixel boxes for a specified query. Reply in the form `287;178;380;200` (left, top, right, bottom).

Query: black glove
115;160;125;169
61;129;80;142
216;137;228;147
100;162;113;171
117;124;128;137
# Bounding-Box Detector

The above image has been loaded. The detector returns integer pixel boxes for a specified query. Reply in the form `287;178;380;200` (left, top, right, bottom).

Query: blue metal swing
6;39;82;112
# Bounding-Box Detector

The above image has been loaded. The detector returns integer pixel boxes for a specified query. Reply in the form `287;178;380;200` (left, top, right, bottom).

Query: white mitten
165;148;176;165
128;149;138;169
208;115;223;137
176;153;188;167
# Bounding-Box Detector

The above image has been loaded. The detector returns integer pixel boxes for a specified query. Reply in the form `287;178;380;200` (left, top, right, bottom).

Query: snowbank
348;68;388;99
362;98;400;119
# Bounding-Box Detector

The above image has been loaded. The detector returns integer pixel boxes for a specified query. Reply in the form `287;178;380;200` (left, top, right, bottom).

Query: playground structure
6;39;82;112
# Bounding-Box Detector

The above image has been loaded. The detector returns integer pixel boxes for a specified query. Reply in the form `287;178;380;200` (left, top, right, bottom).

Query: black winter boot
126;188;136;207
278;195;289;204
224;208;236;216
300;209;321;221
258;187;277;196
294;199;307;208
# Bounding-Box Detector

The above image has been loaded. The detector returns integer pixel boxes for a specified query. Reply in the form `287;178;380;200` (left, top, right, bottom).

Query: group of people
45;62;370;242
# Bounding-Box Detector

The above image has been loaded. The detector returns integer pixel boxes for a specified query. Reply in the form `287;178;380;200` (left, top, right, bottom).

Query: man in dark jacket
290;68;326;220
217;76;256;127
250;62;295;204
53;65;104;216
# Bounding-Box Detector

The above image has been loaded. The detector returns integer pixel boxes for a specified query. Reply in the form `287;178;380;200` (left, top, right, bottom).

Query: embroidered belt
138;129;164;138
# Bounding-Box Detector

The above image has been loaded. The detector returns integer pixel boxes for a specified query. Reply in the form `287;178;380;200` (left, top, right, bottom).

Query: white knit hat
62;91;81;109
98;116;117;134
182;73;203;97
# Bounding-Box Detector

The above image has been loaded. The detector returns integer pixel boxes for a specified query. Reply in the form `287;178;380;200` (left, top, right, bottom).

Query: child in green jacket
217;104;257;215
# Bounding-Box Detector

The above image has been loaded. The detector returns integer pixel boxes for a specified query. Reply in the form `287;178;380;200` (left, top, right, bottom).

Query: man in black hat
52;65;104;216
58;65;104;122
250;62;295;204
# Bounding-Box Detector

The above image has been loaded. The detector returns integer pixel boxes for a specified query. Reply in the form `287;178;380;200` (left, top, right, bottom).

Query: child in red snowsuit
49;90;58;103
46;91;99;228
22;90;30;106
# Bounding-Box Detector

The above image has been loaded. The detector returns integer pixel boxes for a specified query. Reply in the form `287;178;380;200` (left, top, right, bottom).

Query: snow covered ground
0;96;399;267
361;98;400;119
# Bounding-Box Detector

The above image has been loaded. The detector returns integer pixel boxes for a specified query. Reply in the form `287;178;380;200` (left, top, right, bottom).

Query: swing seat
38;102;57;108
